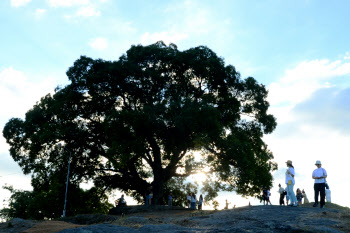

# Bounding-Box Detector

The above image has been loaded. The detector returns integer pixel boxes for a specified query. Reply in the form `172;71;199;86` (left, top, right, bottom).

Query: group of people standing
284;159;328;208
277;185;309;206
186;193;203;209
148;191;204;209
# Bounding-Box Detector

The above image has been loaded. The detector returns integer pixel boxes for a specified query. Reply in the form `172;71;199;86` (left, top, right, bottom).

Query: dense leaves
0;183;112;220
3;41;277;207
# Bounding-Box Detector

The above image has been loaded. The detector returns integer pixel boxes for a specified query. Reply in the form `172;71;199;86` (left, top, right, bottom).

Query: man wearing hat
312;160;327;208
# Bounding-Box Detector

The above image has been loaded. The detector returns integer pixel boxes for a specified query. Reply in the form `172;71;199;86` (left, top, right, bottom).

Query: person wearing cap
312;160;327;208
285;160;298;207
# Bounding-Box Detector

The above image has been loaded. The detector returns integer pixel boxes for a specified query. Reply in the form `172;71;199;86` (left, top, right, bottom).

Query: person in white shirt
285;160;298;207
312;160;327;208
278;184;286;205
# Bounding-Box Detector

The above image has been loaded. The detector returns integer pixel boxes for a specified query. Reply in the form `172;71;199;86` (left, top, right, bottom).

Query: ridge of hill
1;203;349;233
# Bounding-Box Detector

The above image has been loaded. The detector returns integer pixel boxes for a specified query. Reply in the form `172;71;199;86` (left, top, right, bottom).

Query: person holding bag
312;160;327;208
285;160;298;207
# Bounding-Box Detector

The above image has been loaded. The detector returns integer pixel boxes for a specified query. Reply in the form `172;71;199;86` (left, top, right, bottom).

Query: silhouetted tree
3;41;277;206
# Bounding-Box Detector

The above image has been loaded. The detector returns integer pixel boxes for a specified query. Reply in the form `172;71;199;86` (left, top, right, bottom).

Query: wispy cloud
268;58;350;109
11;0;31;7
140;31;188;45
344;52;350;60
34;8;47;18
89;37;108;50
48;0;89;8
48;0;101;18
163;0;214;35
76;5;100;17
0;67;57;123
139;0;232;50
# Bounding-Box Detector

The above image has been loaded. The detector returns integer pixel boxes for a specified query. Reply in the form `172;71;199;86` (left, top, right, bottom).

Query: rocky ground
1;203;349;233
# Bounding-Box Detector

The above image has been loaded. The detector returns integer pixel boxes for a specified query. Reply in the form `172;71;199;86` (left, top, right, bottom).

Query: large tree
3;41;277;206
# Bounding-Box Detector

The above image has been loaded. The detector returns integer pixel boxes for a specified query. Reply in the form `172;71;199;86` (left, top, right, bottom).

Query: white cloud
89;37;108;50
48;0;101;17
0;67;57;130
11;0;31;7
35;8;47;18
48;0;90;7
267;58;350;110
76;5;101;17
344;52;350;60
141;31;188;45
162;0;220;36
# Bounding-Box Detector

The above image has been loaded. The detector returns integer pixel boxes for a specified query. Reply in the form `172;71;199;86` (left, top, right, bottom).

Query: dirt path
23;221;84;233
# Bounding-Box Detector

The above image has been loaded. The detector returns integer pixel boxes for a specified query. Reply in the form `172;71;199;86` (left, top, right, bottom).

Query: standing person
191;193;197;209
286;191;290;205
149;191;153;205
168;192;173;207
145;186;152;206
285;160;298;207
312;160;327;208
198;195;203;210
296;188;303;205
187;193;191;208
224;199;230;209
120;194;127;206
262;187;269;205
278;184;286;206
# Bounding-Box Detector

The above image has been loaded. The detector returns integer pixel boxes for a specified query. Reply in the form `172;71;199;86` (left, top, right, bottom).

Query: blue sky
1;0;350;210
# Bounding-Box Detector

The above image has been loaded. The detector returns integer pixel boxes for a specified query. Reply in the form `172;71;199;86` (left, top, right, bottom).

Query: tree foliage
3;41;277;206
0;183;112;220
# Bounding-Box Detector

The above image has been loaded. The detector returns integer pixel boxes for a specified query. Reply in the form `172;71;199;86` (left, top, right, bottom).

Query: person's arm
288;168;295;177
323;168;327;178
313;170;326;179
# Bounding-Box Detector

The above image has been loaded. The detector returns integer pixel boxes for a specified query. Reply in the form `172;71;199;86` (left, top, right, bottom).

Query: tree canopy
0;182;112;220
3;41;277;208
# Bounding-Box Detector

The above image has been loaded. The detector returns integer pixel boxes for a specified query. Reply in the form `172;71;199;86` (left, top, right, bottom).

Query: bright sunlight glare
191;172;207;183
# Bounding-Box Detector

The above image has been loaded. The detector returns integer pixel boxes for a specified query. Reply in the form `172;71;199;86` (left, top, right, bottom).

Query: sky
1;0;350;211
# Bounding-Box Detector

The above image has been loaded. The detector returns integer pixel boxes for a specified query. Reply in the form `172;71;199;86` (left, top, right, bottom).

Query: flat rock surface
1;204;349;233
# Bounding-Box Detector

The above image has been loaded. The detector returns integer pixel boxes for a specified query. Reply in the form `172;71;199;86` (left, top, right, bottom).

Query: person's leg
320;183;326;207
145;195;149;206
279;195;283;205
286;186;291;205
287;184;297;205
314;183;319;207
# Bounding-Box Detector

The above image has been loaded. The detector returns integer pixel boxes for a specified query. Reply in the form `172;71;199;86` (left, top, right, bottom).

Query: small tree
212;200;219;210
0;182;113;220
